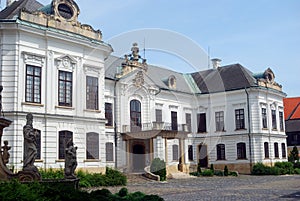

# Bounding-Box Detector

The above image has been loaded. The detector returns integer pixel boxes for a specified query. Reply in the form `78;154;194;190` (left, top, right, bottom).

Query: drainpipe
245;88;253;172
114;77;118;169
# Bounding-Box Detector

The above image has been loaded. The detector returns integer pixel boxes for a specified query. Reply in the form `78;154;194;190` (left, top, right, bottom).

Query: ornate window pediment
22;52;45;67
55;55;77;71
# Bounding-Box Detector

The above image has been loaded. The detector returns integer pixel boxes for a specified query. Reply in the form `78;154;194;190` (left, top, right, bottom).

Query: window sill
22;102;44;107
105;126;114;129
216;159;227;161
35;160;44;163
55;106;75;110
264;157;270;159
272;129;278;131
84;109;101;113
84;159;101;162
55;159;65;162
262;128;268;130
215;130;226;133
236;158;247;160
197;132;207;134
235;128;247;131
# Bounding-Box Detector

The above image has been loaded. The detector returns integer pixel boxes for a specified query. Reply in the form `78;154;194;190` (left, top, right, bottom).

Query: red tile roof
284;97;300;120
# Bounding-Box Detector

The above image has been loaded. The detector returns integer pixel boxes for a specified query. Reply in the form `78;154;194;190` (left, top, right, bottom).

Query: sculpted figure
1;140;11;164
23;113;37;171
64;142;78;179
131;43;140;61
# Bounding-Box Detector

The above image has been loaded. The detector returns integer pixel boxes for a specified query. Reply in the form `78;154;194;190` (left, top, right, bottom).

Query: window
86;76;98;110
274;142;279;158
25;65;41;103
186;113;191;132
106;142;114;162
35;129;41;160
188;145;193;161
197;113;207;133
105;103;113;126
264;142;269;158
171;111;178;131
215;111;224;131
272;109;277;130
216;144;226;160
281;143;286;158
58;131;73;159
279;111;284;131
237;142;246;159
172;144;179;161
235;109;245;130
262;108;267;129
86;132;99;159
156;109;162;122
130;100;141;132
58;71;72;107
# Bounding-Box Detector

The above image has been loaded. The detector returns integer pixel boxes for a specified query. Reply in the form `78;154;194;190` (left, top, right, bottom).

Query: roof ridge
288;102;300;120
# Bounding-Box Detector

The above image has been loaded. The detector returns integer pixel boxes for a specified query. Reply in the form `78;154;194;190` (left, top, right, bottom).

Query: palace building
0;0;287;174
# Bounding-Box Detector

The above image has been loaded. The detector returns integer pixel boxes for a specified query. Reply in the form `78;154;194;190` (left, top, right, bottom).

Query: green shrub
252;162;268;175
294;168;300;174
150;158;167;181
197;160;202;173
294;162;300;169
288;146;299;163
39;167;64;179
269;166;281;175
118;187;128;197
190;172;201;177
214;170;224;176
229;171;238;177
201;169;214;176
224;165;229;176
275;162;294;174
210;164;214;172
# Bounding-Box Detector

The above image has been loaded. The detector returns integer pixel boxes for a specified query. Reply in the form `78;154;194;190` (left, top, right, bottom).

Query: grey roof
0;0;43;19
191;64;257;93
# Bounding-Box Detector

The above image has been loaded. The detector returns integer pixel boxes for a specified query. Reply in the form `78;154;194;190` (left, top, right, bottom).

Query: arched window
86;132;99;159
216;144;226;160
237;142;246;159
59;130;73;159
130;100;141;132
264;142;269;158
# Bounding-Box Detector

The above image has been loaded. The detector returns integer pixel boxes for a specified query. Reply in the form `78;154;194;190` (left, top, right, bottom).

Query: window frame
188;145;193;161
215;111;225;132
25;65;42;103
279;111;284;131
216;144;226;160
86;132;99;160
235;109;245;130
264;142;269;158
197;113;207;133
237;142;247;159
274;142;279;158
105;103;113;127
106;142;114;162
58;70;73;107
35;129;41;160
272;109;277;130
262;108;268;129
58;130;73;159
172;144;179;161
155;109;162;123
186;113;192;132
130;100;142;132
86;76;99;110
281;143;286;158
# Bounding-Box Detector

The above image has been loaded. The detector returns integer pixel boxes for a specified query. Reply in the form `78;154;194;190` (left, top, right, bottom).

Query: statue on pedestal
64;141;78;179
1;140;11;165
23;113;38;172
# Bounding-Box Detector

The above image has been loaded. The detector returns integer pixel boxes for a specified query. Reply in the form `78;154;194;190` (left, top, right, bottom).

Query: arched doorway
132;144;145;172
199;144;208;168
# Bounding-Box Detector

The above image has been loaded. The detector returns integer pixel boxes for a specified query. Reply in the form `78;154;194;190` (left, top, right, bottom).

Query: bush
275;162;294;174
294;168;300;174
224;166;229;176
252;162;268;175
150;158;167;181
190;172;201;177
269;166;281;175
229;171;238;177
201;169;214;177
214;170;224;176
288;146;299;163
294;162;300;169
39;167;64;179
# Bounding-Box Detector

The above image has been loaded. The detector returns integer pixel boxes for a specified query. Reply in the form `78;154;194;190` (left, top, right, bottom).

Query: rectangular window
237;142;246;159
197;113;207;133
279;111;284;131
186;113;191;132
235;109;245;130
106;142;114;162
171;111;178;131
58;71;72;107
58;131;73;159
262;108;267;129
264;142;269;158
35;129;41;160
215;111;224;131
156;109;162;122
217;144;226;160
188;145;193;161
172;144;179;161
86;76;98;110
274;142;279;158
25;65;41;103
272;109;277;130
281;143;286;158
86;132;99;159
105;103;113;126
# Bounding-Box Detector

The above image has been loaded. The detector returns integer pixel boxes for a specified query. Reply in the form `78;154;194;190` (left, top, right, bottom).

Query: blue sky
5;0;300;97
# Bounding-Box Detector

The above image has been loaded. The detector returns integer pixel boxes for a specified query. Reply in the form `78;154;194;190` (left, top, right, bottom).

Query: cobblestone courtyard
105;175;300;201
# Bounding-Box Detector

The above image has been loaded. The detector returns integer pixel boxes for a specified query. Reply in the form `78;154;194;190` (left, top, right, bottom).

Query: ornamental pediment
55;55;77;71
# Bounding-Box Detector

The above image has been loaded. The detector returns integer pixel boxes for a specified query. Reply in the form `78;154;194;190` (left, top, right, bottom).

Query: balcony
122;122;189;133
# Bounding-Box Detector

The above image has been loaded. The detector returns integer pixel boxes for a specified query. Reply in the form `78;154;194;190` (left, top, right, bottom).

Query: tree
288;146;299;163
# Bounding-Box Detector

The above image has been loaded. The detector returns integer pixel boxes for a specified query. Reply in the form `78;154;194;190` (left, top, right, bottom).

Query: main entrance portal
199;144;208;168
132;144;145;172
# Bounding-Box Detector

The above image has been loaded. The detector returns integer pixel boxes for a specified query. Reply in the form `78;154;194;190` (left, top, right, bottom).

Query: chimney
7;0;15;7
211;58;222;69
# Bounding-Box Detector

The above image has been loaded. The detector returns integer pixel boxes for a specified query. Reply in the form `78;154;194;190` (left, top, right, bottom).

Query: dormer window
58;4;73;19
264;68;275;84
168;75;176;89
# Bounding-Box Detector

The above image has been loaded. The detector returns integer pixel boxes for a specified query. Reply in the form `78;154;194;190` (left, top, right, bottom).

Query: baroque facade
0;0;287;174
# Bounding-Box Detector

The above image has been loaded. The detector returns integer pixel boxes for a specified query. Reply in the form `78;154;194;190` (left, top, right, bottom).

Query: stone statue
64;141;78;179
131;43;140;61
23;113;38;172
1;140;11;164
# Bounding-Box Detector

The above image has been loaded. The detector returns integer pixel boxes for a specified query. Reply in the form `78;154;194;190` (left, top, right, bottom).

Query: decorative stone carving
133;71;144;87
1;141;11;165
64;142;78;179
23;52;45;67
55;55;77;71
